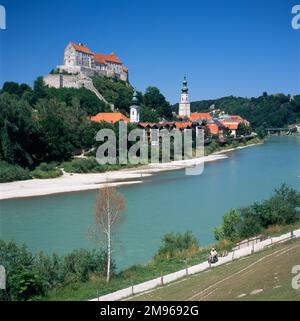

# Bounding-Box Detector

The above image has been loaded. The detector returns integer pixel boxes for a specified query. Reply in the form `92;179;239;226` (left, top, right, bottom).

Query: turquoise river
0;136;299;270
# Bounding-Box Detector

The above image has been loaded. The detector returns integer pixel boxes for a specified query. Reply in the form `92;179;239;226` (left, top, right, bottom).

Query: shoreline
212;142;264;155
0;142;262;201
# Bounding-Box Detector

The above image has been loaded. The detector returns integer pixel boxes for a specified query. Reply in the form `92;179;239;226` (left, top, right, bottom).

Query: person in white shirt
210;248;218;262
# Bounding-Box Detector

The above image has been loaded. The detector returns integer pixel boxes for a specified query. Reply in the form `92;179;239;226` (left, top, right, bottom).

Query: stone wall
43;74;62;88
43;74;114;110
43;74;93;89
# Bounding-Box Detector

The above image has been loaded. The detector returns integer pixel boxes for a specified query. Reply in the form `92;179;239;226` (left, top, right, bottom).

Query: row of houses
88;78;251;141
89;110;250;140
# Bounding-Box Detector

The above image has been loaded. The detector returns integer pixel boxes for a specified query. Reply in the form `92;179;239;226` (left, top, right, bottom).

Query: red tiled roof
94;52;122;65
139;122;157;128
220;122;239;130
106;52;122;64
222;115;250;126
90;112;129;123
206;123;219;135
70;43;124;66
190;113;213;121
175;122;192;129
93;53;107;64
71;42;92;54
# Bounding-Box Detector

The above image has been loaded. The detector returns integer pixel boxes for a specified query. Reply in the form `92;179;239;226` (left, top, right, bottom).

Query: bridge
266;127;297;135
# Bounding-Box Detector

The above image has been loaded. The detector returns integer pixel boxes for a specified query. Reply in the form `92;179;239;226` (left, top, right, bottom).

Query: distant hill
172;93;300;128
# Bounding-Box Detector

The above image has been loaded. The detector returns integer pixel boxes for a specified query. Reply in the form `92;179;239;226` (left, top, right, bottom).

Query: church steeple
130;90;140;123
182;76;188;94
178;76;191;118
132;90;139;105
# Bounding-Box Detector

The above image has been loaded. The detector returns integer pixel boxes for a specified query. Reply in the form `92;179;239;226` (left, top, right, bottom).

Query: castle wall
43;74;94;89
43;74;62;88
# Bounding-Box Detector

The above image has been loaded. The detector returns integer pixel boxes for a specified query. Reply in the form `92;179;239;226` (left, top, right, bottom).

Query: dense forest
173;92;300;128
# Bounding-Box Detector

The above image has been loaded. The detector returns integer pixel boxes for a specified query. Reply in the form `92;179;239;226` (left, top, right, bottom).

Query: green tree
36;98;74;161
140;106;160;122
144;87;172;120
0;93;40;166
237;123;251;136
238;206;263;238
262;184;300;225
214;209;240;242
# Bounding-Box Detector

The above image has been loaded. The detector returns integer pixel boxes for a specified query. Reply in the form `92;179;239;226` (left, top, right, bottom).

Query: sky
0;0;299;103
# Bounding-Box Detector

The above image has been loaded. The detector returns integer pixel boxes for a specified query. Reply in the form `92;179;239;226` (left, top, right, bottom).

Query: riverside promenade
90;229;300;301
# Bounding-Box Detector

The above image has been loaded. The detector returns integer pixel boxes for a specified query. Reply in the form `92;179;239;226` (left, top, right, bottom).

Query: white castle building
57;42;128;81
43;42;129;110
178;76;191;118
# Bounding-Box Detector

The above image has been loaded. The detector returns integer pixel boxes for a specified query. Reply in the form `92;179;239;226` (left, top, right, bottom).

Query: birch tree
94;186;125;283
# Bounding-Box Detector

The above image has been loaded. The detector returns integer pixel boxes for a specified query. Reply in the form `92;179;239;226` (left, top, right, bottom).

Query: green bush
215;184;300;241
0;161;32;182
63;249;110;283
31;162;63;179
10;270;46;301
63;158;103;173
155;231;200;259
214;209;240;242
205;139;219;155
256;127;267;139
0;240;109;301
63;157;133;173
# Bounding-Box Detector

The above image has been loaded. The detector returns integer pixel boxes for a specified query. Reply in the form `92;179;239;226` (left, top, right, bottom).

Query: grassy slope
45;223;299;301
127;238;300;301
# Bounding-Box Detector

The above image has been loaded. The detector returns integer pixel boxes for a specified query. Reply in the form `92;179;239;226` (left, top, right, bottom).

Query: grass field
127;238;300;301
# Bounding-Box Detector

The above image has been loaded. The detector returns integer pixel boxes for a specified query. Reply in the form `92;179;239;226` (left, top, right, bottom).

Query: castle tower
178;76;191;118
130;91;140;123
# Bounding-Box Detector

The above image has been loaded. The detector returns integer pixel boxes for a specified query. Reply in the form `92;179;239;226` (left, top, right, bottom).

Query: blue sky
0;0;299;103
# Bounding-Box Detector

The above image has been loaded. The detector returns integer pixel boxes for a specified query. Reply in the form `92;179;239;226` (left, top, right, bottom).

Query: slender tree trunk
107;223;111;283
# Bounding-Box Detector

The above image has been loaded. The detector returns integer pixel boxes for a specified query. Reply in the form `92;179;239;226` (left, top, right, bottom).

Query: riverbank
47;222;300;301
213;141;264;155
0;154;227;200
0;139;263;201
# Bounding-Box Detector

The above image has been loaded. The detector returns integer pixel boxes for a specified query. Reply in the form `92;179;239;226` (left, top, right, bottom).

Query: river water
0;136;299;270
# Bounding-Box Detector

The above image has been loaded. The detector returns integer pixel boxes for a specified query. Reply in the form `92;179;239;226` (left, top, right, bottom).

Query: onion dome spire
132;90;139;105
182;76;188;94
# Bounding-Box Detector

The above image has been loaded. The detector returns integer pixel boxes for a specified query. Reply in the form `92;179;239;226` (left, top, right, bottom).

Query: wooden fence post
161;272;164;286
232;250;235;261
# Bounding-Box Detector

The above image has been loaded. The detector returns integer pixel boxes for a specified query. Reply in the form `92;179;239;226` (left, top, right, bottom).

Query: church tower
178;76;191;118
130;90;140;123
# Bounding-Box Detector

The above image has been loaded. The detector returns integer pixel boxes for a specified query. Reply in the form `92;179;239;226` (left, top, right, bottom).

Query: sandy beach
0;154;228;200
0;142;262;201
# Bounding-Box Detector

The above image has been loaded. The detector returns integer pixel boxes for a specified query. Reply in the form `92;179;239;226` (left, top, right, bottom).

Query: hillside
128;238;300;301
173;93;300;128
0;77;172;173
